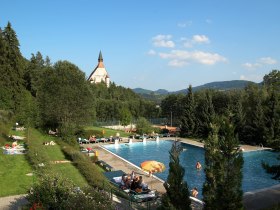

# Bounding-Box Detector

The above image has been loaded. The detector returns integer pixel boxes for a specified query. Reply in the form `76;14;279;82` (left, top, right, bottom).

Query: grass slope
0;128;88;197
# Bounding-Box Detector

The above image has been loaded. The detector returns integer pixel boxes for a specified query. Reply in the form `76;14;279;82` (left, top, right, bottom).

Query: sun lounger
104;170;126;184
97;160;114;171
130;190;159;203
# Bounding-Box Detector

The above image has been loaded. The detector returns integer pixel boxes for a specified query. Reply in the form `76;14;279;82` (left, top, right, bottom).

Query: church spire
98;51;103;62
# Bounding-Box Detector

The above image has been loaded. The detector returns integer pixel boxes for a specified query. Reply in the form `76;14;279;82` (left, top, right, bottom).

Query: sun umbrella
86;147;92;151
140;160;165;173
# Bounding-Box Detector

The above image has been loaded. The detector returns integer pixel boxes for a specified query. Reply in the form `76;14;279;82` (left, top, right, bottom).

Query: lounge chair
97;160;114;171
130;190;159;203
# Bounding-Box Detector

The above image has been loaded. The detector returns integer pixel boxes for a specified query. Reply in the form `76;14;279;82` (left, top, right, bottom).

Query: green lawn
0;151;33;197
0;128;88;197
52;163;88;188
27;129;88;186
84;126;131;137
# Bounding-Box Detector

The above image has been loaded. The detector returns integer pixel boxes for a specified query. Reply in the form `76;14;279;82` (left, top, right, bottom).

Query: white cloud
180;35;210;48
240;74;263;82
192;35;210;44
168;59;188;67
243;62;261;70
147;49;156;55
152;35;175;48
243;57;277;70
240;75;246;80
177;21;192;28
159;50;226;66
259;57;277;65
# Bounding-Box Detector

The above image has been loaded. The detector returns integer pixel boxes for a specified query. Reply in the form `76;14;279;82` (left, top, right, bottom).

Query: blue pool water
104;140;279;199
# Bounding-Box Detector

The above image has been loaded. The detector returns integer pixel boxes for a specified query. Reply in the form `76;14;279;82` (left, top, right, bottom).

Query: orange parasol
140;160;165;173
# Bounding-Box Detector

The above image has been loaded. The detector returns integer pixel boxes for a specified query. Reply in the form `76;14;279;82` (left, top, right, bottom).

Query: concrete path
0;194;28;210
243;184;280;210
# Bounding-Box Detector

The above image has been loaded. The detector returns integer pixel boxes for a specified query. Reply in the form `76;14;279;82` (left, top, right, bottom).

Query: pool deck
88;137;279;210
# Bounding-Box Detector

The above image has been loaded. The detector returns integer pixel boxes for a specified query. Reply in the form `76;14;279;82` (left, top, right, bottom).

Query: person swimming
196;161;202;170
191;187;199;197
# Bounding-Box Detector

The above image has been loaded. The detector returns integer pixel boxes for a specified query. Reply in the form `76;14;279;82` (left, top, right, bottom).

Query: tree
38;61;94;140
161;94;185;126
231;96;246;143
119;107;132;127
27;173;114;210
263;69;280;91
24;52;46;97
242;85;266;145
0;22;25;111
262;71;280;181
203;119;244;210
160;141;191;210
202;123;222;210
180;85;196;137
195;91;215;138
135;117;153;134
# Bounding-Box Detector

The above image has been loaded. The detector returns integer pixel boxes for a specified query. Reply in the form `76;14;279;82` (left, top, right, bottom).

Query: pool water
104;140;279;199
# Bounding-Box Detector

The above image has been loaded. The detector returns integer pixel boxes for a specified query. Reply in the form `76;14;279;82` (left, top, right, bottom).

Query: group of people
120;171;148;192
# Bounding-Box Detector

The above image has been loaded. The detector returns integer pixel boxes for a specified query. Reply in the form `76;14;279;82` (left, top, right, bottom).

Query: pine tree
203;123;222;210
180;85;196;137
203;118;244;210
216;120;244;210
160;141;191;210
196;91;215;138
1;22;25;111
232;98;246;142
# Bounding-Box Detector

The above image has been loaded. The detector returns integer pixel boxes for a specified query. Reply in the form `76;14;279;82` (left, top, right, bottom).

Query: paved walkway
0;194;28;210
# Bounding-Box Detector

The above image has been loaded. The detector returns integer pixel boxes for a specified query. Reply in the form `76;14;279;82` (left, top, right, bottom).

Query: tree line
161;71;280;148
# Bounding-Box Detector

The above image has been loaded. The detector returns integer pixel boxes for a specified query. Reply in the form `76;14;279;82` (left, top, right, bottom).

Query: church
87;51;110;87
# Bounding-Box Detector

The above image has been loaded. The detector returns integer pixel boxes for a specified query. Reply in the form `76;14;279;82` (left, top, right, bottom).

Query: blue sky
2;0;280;91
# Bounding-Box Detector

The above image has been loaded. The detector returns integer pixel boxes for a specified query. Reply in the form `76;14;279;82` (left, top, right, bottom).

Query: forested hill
176;80;259;94
133;80;259;96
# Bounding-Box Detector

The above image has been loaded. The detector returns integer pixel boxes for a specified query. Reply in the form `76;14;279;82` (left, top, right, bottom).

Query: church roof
87;51;109;81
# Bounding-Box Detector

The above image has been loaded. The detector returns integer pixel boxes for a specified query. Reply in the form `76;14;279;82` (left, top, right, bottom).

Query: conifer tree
1;22;25;111
203;118;244;210
196;91;215;138
203;123;222;210
160;141;191;210
217;120;244;210
180;85;196;137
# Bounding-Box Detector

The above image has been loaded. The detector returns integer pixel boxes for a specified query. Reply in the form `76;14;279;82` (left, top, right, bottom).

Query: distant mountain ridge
133;80;259;96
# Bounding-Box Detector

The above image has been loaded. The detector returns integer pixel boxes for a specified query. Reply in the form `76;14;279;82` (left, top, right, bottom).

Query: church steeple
98;51;103;62
88;51;110;87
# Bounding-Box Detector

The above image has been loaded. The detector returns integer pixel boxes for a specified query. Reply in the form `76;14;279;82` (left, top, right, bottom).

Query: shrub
85;129;104;138
58;141;109;189
26;173;114;210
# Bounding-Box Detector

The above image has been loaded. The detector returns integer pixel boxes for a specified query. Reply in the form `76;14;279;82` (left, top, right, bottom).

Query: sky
1;0;280;91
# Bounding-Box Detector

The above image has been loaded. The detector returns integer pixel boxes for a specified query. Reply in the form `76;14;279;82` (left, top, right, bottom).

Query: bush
58;141;109;189
26;173;114;210
85;129;104;138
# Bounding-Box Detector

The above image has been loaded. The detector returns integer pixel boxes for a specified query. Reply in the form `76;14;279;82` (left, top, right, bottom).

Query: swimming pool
103;140;279;199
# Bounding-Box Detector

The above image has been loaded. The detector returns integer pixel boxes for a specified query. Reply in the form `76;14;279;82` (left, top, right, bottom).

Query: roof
87;51;109;81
